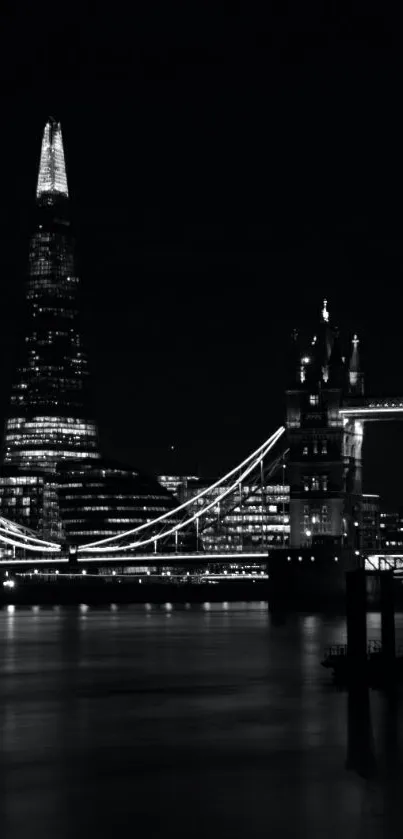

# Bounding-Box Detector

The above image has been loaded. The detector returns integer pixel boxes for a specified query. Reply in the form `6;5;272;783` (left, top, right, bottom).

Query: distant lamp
305;530;312;538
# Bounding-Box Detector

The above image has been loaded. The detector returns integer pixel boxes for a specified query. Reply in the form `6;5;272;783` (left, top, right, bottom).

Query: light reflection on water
0;602;402;838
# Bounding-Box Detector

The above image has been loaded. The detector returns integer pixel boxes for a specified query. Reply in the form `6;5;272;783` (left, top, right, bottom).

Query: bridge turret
349;334;364;395
327;327;345;389
286;328;303;388
285;298;362;554
316;298;334;383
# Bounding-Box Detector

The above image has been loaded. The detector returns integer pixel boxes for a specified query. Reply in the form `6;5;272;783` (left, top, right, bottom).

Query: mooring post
346;569;367;680
380;570;395;666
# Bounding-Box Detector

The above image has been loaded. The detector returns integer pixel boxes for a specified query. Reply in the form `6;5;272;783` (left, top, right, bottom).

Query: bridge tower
285;300;363;552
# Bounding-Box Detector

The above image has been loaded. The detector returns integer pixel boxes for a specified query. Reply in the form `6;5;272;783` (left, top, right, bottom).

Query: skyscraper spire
349;334;364;394
36;118;68;199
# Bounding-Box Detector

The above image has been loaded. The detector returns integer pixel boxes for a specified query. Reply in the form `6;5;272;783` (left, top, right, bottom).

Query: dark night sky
1;3;403;504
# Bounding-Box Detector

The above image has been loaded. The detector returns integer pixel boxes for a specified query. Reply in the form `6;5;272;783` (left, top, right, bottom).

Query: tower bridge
0;118;401;591
1;292;403;574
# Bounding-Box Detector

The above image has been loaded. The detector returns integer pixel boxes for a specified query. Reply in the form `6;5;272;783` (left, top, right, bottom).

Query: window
303;445;308;456
321;475;328;492
321;440;327;455
303;478;309;492
309;394;319;406
313;440;318;455
311;476;320;491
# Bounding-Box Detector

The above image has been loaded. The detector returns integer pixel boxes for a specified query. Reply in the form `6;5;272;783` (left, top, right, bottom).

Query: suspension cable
78;426;285;551
80;427;285;553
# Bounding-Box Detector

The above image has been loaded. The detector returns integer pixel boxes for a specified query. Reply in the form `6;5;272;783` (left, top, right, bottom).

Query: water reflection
346;686;376;778
0;604;402;839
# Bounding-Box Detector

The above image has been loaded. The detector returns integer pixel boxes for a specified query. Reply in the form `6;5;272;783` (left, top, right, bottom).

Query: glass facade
0;118;100;540
380;509;403;550
2;119;99;474
0;471;62;544
361;493;381;551
158;475;290;552
0;118;192;553
58;461;196;550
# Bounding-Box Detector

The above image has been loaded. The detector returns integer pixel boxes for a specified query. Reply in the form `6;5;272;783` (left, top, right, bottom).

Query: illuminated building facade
158;475;290;551
0;120;172;547
2;119;99;474
361;493;381;551
380;509;403;550
0;119;100;540
0;472;60;536
286;300;363;550
58;461;186;547
0;118;190;549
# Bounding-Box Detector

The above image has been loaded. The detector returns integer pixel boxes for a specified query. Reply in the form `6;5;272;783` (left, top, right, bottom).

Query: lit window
313;440;318;455
321;441;327;455
309;394;319;406
303;445;308;456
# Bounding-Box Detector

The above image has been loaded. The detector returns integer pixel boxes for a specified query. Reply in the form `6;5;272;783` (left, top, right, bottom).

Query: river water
0;602;402;838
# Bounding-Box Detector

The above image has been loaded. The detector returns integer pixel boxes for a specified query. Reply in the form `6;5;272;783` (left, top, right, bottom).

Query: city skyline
1;10;403;839
1;9;403;503
0;118;189;547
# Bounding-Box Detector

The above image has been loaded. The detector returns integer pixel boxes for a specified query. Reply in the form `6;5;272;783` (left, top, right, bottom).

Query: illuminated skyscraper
0;118;185;548
2;118;100;472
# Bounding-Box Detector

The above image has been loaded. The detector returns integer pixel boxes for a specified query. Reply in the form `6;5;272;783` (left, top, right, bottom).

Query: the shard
0;118;181;549
3;118;100;473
